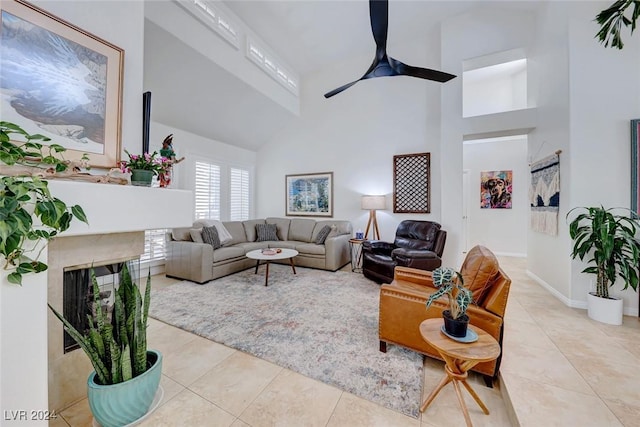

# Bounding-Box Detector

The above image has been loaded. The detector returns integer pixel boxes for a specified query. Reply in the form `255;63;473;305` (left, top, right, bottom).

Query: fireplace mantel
47;180;193;236
0;180;194;424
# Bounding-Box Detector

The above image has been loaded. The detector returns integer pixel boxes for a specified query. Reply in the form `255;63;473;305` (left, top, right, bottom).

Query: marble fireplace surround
0;180;192;422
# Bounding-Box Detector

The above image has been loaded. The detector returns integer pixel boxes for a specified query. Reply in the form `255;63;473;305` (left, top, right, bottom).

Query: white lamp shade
361;195;386;210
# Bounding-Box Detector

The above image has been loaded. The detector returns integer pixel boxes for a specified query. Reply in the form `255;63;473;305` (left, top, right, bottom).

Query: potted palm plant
48;263;162;427
426;266;473;338
567;206;640;325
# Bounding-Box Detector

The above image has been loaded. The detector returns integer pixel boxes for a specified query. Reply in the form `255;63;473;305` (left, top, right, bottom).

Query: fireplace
62;260;140;353
1;180;193;420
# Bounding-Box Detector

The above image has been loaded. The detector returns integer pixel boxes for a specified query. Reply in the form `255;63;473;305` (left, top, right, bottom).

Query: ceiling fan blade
324;79;361;98
388;57;456;83
369;0;389;54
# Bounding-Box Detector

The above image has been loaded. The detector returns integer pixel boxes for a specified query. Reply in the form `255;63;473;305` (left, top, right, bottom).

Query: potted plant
426;266;473;338
0;121;88;285
567;206;640;325
119;150;165;187
48;263;162;427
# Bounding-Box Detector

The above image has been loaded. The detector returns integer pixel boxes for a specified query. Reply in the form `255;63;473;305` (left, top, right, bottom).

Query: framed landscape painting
286;172;333;217
0;0;124;168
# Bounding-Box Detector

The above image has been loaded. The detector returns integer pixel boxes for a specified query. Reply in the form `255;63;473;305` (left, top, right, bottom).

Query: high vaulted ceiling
144;1;543;150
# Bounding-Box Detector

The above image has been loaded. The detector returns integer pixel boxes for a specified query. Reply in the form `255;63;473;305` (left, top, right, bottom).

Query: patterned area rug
150;264;423;418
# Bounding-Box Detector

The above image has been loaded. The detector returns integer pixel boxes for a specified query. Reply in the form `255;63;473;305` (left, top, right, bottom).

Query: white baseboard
494;252;527;258
525;270;639;317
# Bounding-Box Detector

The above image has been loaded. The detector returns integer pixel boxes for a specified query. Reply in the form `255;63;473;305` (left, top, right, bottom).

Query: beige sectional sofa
165;217;353;283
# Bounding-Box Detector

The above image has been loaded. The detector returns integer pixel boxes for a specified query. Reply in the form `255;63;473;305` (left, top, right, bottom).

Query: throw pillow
171;228;192;242
256;223;279;242
189;228;204;243
194;219;233;244
315;225;333;244
201;226;221;249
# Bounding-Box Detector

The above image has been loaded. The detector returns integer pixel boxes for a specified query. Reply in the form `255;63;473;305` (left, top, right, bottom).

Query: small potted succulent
426;266;473;337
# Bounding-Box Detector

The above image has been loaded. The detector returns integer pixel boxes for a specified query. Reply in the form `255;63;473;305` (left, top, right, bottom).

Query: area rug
149;264;423;418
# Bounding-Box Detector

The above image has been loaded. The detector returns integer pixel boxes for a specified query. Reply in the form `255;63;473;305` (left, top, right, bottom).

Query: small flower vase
130;169;153;187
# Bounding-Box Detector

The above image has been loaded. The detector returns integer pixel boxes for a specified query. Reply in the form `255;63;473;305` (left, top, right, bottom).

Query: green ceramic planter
130;169;154;187
87;350;162;427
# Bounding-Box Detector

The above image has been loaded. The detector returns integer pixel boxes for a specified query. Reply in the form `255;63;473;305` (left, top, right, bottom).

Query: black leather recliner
362;220;447;284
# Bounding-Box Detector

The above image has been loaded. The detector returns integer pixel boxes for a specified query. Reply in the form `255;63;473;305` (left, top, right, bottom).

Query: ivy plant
0;121;88;285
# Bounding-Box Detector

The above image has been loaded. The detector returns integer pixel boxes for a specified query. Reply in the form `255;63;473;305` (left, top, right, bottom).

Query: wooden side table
419;318;500;427
348;238;365;273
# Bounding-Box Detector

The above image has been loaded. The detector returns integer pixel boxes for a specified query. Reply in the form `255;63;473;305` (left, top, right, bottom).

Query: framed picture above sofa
285;172;333;217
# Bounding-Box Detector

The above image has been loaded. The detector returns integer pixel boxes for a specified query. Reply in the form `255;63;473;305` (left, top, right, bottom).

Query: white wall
256;33;444;243
144;0;299;116
1;1;145;422
149;121;257;220
463;137;528;256
567;1;640;314
441;6;536;267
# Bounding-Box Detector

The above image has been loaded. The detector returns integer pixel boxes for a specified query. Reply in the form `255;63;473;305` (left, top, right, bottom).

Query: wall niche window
463;49;528;118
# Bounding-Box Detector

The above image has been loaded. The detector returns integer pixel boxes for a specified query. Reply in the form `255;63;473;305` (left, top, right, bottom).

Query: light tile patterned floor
54;257;640;426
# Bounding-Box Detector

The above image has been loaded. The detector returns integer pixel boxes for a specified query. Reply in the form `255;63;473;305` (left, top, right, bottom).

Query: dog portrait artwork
481;171;512;209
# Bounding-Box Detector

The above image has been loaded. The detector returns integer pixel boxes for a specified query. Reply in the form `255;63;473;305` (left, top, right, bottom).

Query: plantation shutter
140;229;167;262
230;167;250;221
195;161;221;220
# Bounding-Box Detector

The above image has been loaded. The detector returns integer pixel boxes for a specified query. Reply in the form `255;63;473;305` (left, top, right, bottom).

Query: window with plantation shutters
195;161;221;220
230;167;250;221
140;229;168;263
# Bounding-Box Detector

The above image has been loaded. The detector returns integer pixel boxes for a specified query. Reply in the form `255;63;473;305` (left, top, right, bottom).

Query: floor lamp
361;195;386;240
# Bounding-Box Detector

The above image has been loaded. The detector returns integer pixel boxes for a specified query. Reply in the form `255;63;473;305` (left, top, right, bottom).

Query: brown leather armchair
362;220;446;284
378;245;511;385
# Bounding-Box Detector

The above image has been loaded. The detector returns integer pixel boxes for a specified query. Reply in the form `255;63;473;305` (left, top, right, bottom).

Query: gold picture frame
1;0;124;168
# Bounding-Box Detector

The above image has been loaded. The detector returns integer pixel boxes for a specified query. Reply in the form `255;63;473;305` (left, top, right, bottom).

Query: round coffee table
419;318;501;427
245;248;298;287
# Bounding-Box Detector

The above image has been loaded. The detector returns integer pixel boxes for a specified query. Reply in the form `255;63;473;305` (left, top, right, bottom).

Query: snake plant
426;266;473;320
48;263;152;385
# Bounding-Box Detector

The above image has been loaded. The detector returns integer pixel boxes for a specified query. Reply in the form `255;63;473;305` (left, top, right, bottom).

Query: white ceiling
143;0;543;150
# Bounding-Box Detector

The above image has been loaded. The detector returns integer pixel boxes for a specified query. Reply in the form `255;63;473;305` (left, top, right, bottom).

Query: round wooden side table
419;318;501;427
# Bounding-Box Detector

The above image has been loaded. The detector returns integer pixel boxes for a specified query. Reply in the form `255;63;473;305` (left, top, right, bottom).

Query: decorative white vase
586;292;623;325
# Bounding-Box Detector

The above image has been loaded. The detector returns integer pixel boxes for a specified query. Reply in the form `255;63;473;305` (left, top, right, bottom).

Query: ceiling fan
324;0;456;99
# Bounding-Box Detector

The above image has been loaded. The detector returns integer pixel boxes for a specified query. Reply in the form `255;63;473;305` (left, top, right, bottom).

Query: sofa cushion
221;221;248;246
243;219;266;242
201;226;221;249
171;227;192;241
213;246;245;262
194;219;233;244
266;217;291;241
460;245;500;305
314;225;333;244
289;218;316;242
256;223;279;242
189;228;204;243
295;242;326;256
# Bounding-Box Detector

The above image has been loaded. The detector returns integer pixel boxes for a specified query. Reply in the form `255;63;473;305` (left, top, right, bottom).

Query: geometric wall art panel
393;153;430;213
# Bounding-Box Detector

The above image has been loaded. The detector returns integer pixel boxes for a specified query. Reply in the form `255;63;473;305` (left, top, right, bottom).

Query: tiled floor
52;257;640;427
498;257;640;427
